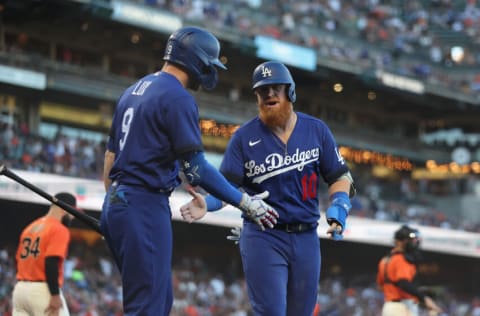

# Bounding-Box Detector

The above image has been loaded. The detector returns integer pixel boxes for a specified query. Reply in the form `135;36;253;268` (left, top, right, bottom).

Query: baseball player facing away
377;225;443;316
180;61;356;316
12;192;77;316
101;26;278;316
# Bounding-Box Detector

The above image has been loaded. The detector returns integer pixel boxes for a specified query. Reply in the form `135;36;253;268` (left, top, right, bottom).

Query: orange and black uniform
12;199;73;316
377;251;418;303
16;216;70;287
377;249;428;316
377;225;443;316
12;215;70;316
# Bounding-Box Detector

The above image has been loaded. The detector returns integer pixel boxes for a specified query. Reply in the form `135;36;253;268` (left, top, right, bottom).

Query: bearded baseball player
377;225;443;315
180;60;355;316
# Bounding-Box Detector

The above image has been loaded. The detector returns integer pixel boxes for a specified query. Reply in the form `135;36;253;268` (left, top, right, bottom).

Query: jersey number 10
301;173;318;200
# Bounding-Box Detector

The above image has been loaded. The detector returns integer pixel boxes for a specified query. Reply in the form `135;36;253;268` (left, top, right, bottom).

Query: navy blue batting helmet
252;61;296;102
163;26;226;90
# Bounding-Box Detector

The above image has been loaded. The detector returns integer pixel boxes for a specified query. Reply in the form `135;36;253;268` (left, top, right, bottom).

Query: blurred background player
180;60;355;316
377;224;443;316
12;192;77;316
101;26;278;316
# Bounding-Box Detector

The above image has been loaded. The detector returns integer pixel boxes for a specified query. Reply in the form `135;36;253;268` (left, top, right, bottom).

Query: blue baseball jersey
220;112;348;224
107;72;203;191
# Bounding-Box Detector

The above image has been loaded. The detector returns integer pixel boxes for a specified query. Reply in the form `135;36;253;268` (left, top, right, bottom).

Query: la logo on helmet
261;66;272;78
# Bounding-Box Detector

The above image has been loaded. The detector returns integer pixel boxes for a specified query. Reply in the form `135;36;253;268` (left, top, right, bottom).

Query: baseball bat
0;165;102;235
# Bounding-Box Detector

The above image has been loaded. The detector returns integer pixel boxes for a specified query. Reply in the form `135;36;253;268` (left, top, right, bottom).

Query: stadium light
333;83;343;93
450;46;465;64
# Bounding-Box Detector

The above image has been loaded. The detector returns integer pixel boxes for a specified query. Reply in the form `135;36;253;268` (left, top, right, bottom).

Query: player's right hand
239;191;279;231
180;187;207;223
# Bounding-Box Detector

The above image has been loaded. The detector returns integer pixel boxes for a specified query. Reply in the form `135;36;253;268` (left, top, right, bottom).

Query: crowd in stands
346;166;480;232
2;119;480;234
133;0;480;98
2;2;480;315
0;121;105;181
0;239;479;316
2;0;480;100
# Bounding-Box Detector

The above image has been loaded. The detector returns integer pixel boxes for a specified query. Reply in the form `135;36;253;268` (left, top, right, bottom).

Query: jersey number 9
119;107;134;151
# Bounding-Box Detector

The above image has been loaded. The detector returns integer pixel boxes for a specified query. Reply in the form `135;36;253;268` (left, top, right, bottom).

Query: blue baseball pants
101;184;173;316
239;221;321;316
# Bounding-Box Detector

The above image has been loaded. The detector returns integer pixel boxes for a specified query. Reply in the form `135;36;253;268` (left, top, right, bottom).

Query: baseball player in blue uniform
100;27;279;316
180;61;355;316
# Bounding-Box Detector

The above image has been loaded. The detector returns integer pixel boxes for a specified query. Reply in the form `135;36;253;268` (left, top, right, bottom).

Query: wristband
330;191;351;213
326;191;351;229
205;195;223;212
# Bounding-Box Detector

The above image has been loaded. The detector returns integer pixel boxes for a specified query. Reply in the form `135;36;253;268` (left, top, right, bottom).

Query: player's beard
259;101;292;128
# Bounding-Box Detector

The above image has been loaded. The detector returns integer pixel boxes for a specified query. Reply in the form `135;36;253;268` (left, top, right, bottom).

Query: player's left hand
326;222;344;240
226;226;242;244
45;294;62;316
180;187;207;223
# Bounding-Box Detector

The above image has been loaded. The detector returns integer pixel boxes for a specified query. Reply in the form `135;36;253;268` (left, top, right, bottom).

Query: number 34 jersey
220;112;349;224
16;216;70;287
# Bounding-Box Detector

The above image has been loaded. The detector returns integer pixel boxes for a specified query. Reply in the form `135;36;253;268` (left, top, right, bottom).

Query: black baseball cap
394;225;419;241
54;192;77;207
